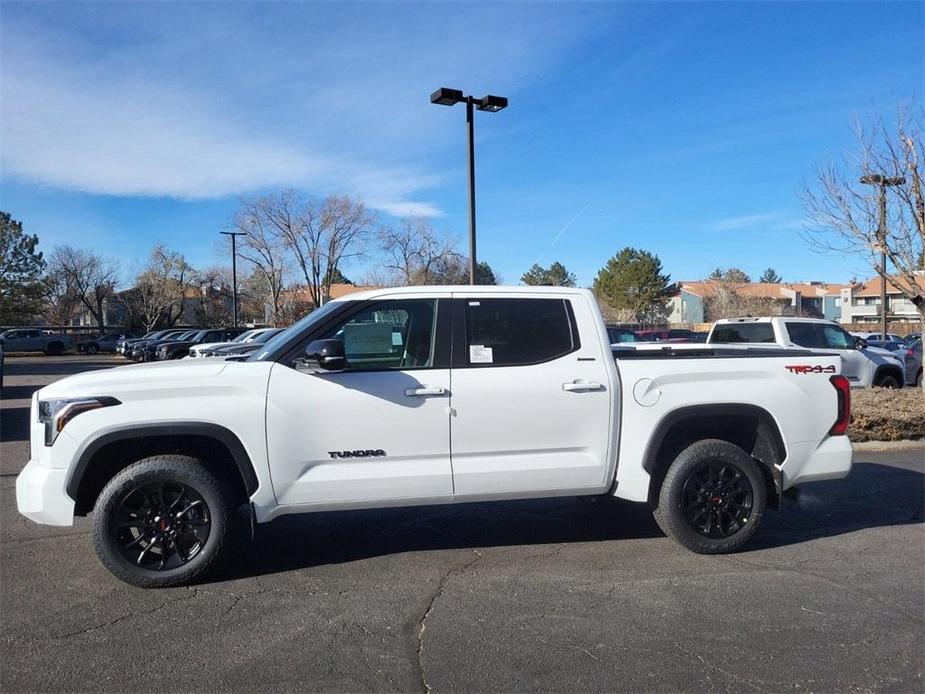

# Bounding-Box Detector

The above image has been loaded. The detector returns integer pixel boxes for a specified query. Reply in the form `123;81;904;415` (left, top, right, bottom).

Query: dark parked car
606;326;639;344
154;328;249;360
136;330;199;362
125;328;195;361
79;332;135;354
118;330;173;357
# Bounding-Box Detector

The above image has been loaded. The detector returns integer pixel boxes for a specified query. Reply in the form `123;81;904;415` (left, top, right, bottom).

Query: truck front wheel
654;439;767;554
91;455;235;588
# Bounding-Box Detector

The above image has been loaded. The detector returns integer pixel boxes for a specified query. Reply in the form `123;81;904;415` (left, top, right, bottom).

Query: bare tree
133;245;193;331
229;197;289;326
802;103;925;332
262;191;374;307
378;218;463;285
42;273;82;326
48;245;119;332
193;265;233;326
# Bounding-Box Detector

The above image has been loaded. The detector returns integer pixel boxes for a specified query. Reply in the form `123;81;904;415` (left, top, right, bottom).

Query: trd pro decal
784;364;836;374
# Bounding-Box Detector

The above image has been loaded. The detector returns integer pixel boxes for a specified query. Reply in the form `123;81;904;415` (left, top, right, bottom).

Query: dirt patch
850;387;925;442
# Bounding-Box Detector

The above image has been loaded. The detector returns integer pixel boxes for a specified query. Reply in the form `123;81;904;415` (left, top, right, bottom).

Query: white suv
708;317;905;388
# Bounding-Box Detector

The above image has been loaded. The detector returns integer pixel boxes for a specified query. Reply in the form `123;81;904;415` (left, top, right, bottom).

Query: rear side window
465;298;576;366
785;322;823;348
710;323;775;343
821;325;853;349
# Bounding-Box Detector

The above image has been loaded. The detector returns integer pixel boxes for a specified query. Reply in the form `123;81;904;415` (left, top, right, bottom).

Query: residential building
839;274;925;325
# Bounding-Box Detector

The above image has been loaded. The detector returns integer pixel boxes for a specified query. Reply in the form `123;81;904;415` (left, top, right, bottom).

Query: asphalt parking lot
1;355;923;693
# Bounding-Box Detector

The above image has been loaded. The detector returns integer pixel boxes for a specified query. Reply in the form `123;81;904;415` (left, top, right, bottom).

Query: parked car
135;330;199;362
188;328;267;358
199;328;287;358
126;330;191;361
0;328;75;355
155;328;249;361
117;331;171;357
636;328;699;343
709;317;905;388
901;338;922;387
79;333;134;354
904;332;921;345
852;331;907;344
17;286;852;587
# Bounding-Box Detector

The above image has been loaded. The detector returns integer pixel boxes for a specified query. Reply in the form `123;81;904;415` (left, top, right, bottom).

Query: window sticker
344;323;394;354
469;344;493;363
391;331;404;347
468;301;480;307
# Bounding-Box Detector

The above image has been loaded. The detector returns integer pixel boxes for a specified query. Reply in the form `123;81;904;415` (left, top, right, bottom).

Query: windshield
249;302;343;361
254;328;284;343
189;330;208;342
233;330;258;343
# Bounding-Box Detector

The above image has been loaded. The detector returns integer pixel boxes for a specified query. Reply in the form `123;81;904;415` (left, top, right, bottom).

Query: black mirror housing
855;336;868;350
297;339;346;373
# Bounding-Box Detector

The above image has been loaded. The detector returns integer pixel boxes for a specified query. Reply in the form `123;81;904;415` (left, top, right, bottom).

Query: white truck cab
708;317;905;388
17;287;853;587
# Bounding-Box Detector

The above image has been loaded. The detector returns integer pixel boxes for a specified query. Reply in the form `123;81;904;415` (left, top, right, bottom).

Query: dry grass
850;387;925;442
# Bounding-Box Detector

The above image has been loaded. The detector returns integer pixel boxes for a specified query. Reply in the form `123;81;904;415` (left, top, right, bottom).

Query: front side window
465;298;575;366
318;299;437;370
821;325;853;349
786;322;823;348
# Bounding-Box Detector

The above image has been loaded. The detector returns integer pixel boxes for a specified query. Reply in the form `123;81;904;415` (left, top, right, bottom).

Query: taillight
829;375;851;436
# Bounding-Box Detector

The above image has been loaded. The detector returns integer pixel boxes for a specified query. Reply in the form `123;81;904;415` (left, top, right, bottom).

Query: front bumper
16;459;74;526
783;436;853;489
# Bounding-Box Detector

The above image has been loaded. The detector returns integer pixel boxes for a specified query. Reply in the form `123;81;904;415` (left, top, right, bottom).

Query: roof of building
852;274;925;297
677;280;848;299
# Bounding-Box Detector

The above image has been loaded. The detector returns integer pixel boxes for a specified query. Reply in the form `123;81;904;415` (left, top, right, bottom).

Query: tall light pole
220;230;245;327
431;87;508;285
859;174;905;338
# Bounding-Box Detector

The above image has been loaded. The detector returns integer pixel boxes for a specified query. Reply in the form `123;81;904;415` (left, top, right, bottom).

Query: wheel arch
643;404;786;508
68;422;259;515
873;364;903;387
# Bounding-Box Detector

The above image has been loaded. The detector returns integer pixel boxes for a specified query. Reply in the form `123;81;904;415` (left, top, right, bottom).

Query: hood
38;359;230;399
863;346;904;364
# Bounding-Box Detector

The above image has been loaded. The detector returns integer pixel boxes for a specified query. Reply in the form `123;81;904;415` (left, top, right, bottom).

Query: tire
46;342;63;356
85;344;99;355
92;455;235;588
916;370;922;388
654;439;767;554
874;373;901;388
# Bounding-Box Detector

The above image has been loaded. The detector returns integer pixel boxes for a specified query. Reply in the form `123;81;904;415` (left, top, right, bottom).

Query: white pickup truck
708;317;906;388
17;287;853;588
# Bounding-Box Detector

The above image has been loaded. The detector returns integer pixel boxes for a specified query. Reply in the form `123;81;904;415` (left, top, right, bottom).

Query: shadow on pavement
207;460;923;584
1;358;119;377
0;407;30;443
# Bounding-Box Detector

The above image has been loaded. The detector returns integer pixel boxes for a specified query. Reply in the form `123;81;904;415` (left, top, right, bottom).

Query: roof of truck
330;285;592;302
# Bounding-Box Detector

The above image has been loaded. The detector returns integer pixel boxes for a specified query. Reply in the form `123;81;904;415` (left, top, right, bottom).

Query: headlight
38;397;120;446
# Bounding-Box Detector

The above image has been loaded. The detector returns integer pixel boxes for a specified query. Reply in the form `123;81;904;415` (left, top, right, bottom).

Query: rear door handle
562;381;604;392
404;386;448;397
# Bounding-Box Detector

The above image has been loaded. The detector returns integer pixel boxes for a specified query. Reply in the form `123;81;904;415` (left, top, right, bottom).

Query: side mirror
854;336;868;350
296;339;346;373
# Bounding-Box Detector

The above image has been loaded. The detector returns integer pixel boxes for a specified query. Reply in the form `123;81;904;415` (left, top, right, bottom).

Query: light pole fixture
859;174;905;339
430;87;508;285
220;230;246;327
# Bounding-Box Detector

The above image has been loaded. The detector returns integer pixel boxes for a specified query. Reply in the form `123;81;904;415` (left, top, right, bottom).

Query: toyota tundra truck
16;287;852;588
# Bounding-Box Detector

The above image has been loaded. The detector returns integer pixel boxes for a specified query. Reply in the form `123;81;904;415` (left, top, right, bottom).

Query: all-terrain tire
92;455;235;588
654;439;767;554
874;373;901;388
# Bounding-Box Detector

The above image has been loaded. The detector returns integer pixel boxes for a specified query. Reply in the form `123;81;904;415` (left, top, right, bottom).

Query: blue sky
1;1;922;287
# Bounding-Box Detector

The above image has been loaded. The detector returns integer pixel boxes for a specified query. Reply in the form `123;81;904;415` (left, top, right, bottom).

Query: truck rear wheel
654;439;766;554
91;455;234;588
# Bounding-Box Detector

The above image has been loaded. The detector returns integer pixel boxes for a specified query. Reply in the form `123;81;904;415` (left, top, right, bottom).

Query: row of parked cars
116;327;285;362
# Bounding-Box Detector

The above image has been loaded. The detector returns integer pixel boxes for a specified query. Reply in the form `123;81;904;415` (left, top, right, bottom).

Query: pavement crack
415;549;483;693
55;589;199;639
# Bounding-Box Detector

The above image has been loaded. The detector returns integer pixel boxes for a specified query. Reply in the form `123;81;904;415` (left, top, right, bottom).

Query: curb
852;439;925;451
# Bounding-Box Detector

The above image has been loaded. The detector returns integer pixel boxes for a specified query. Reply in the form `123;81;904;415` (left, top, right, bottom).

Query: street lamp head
430;87;465;106
476;94;508;112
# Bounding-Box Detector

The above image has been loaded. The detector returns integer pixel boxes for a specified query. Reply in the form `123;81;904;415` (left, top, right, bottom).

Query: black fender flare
66;422;259;500
641;403;786;494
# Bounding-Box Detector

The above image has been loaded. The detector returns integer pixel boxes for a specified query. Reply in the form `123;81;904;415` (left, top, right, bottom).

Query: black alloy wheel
680;461;754;539
112;481;211;571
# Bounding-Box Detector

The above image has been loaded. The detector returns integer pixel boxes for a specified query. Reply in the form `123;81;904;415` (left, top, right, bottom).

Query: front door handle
562;381;603;392
404;386;448;397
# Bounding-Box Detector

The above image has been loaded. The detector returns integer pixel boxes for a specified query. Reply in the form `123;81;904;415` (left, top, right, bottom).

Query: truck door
265;298;453;507
785;321;864;384
449;296;612;497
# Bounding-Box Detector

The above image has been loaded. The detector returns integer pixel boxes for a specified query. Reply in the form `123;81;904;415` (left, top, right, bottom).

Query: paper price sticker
469;345;493;364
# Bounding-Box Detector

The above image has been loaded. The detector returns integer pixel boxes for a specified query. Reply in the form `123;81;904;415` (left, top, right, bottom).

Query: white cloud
710;213;779;231
0;3;601;217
